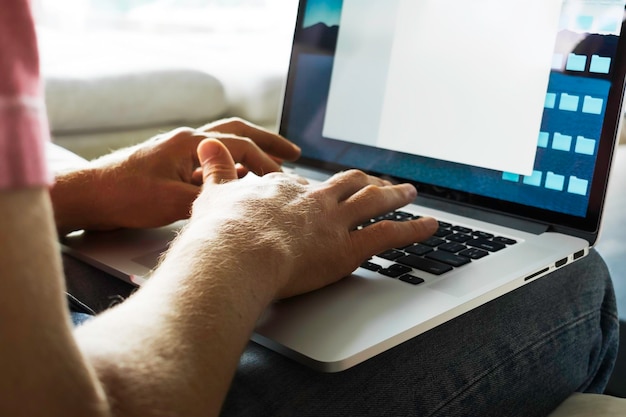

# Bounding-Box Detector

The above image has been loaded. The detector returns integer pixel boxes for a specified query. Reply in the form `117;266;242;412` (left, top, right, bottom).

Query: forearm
50;168;113;234
0;189;110;417
74;224;278;417
1;188;277;417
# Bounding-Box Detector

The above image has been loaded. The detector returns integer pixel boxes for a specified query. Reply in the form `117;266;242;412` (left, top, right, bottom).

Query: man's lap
220;250;619;417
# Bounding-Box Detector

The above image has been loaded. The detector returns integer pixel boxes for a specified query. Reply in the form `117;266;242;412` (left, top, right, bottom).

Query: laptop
62;0;626;372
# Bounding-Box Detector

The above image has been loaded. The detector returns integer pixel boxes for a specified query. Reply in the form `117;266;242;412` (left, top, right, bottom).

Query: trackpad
132;249;165;269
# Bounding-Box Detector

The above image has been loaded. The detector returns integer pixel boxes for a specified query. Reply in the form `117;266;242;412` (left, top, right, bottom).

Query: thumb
197;138;238;184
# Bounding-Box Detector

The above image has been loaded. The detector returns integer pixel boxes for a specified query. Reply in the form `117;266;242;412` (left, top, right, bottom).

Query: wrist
161;220;290;308
50;168;113;235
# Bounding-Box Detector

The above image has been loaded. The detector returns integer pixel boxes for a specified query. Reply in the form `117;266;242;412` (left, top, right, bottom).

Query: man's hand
180;138;439;300
51;118;301;234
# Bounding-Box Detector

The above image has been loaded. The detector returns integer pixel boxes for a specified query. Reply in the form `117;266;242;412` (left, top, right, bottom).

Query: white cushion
549;393;626;417
39;27;291;133
45;69;228;133
221;70;285;126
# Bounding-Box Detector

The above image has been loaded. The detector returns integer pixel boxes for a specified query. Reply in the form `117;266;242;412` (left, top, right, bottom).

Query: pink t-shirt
0;0;51;189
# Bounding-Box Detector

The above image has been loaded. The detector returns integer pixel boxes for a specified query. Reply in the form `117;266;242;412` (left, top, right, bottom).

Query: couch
40;26;291;159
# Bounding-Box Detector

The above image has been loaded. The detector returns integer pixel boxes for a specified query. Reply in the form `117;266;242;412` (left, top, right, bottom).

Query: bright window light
33;0;298;34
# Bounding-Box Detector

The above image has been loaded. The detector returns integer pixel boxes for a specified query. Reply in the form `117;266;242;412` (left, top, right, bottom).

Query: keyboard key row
359;211;519;286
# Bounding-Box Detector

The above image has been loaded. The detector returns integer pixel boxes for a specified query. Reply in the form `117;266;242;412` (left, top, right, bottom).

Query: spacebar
396;254;453;275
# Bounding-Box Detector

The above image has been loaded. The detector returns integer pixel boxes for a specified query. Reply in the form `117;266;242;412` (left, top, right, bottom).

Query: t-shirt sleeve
0;0;52;189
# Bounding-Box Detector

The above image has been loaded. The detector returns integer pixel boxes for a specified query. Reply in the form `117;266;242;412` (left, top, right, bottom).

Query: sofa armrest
549;393;626;417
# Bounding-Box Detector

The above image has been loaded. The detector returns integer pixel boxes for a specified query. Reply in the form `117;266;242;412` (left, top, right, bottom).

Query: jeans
65;250;618;416
220;249;619;417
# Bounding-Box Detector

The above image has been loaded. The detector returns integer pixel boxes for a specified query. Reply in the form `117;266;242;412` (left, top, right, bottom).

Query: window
33;0;297;34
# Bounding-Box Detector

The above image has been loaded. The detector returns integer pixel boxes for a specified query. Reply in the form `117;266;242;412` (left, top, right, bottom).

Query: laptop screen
279;0;626;236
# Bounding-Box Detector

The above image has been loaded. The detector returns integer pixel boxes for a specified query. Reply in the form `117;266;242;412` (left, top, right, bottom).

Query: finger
157;127;214;170
352;217;439;261
198;117;301;161
197;138;238;184
321;170;392;202
216;136;284;175
191;168;204;186
342;183;418;229
163;129;284;176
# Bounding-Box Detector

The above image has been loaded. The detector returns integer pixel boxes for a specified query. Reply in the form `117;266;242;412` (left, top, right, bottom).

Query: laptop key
459;248;489;260
493;236;518;245
438;242;467;253
376;213;392;221
399;274;425;285
361;261;382;272
379;264;412;278
434;227;454;238
466;238;506;252
404;244;433;256
447;233;473;243
397;255;453;275
472;230;494;239
394;211;414;220
358;219;376;229
452;226;472;234
377;249;405;260
426;251;471;267
420;236;446;247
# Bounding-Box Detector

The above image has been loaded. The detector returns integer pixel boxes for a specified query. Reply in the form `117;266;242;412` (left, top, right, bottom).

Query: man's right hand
181;138;439;301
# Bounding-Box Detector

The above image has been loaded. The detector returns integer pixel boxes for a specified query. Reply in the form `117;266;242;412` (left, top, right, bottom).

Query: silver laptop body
62;0;626;372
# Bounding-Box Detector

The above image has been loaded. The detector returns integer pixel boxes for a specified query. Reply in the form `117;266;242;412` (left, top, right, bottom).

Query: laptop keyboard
358;211;518;285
